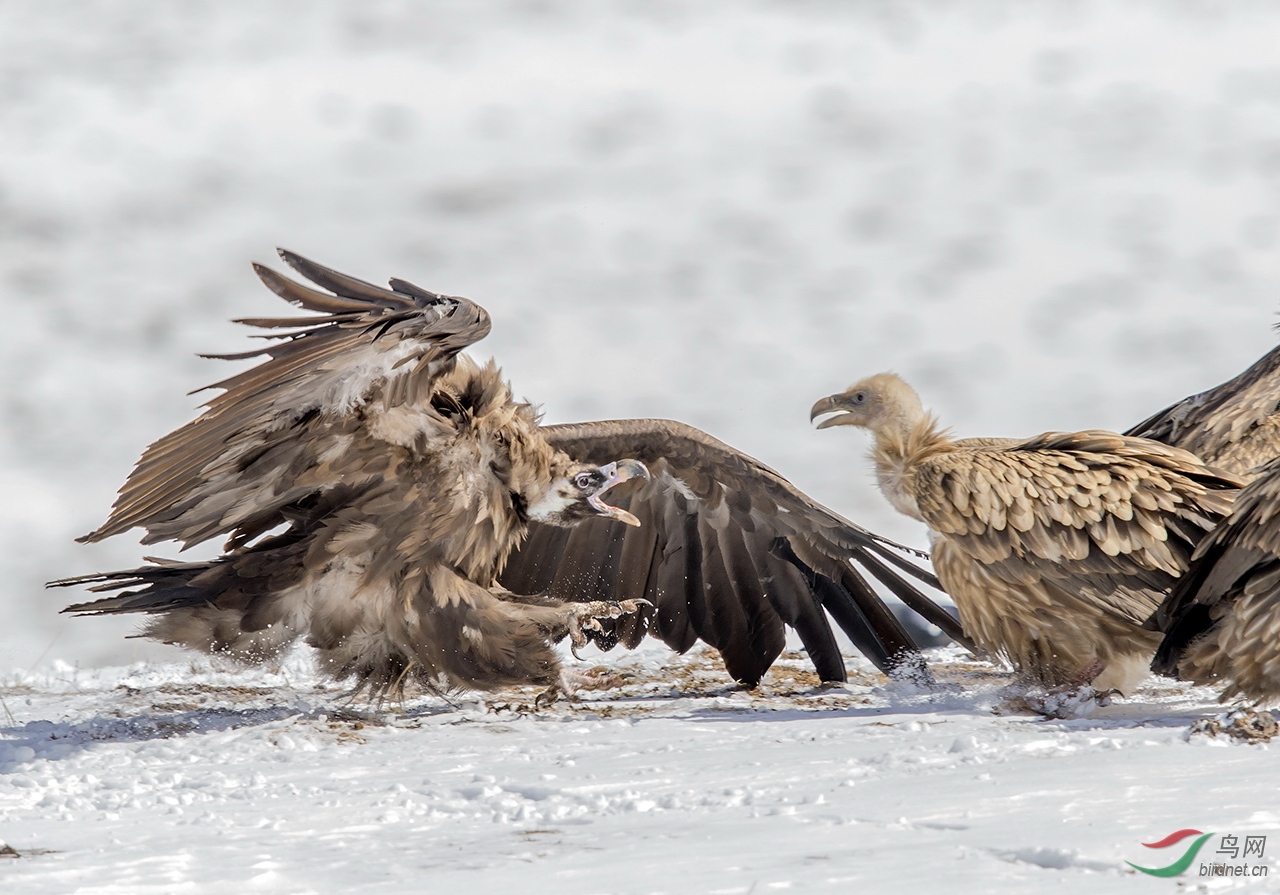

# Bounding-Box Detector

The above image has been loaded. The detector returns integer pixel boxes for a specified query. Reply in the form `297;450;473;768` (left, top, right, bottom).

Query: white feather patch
528;478;576;522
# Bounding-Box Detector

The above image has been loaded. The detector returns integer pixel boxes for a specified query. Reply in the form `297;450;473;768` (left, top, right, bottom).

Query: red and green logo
1127;829;1214;877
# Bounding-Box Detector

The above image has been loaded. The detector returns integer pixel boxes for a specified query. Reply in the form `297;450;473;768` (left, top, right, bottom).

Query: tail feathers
52;559;301;662
52;559;220;616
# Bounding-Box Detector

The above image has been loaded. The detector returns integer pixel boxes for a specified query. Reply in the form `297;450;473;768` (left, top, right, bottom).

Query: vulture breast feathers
53;251;956;700
811;373;1242;698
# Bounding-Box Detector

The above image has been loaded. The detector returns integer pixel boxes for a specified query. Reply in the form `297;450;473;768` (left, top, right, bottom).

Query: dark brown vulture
52;251;958;702
1152;457;1280;703
1126;341;1280;479
811;373;1242;712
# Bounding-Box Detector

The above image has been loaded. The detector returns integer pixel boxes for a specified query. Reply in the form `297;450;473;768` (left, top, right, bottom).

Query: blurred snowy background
2;0;1278;670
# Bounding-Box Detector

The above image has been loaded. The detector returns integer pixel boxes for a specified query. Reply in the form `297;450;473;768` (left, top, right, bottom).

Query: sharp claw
563;600;650;659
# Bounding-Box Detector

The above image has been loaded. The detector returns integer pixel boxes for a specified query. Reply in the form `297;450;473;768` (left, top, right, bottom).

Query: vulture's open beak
588;459;650;527
810;394;856;429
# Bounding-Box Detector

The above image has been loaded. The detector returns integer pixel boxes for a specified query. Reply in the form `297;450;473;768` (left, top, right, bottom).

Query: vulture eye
574;472;597;490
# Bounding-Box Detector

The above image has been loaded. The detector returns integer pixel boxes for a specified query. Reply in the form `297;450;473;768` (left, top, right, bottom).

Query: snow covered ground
3;2;1280;891
0;645;1276;893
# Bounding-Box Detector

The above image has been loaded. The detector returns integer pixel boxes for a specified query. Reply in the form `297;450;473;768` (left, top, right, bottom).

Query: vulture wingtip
276;247;307;272
250;260;278;286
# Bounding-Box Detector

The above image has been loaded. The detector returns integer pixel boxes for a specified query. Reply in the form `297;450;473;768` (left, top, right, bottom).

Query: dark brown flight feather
1126;334;1280;703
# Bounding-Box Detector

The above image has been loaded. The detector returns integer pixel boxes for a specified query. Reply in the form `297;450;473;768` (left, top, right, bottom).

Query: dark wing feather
499;419;969;685
81;249;490;548
1152;456;1280;676
1126;343;1280;477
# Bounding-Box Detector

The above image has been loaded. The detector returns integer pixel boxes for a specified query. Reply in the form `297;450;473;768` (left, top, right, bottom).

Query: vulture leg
1018;687;1107;720
1010;660;1117;719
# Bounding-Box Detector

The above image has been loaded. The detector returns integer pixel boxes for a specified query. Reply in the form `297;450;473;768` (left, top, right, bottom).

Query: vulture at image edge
1150;456;1280;704
810;372;1243;713
1122;334;1280;704
51;250;961;702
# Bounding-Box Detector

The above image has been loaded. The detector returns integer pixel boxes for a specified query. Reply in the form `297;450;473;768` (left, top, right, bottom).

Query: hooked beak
588;459;650;527
810;394;857;429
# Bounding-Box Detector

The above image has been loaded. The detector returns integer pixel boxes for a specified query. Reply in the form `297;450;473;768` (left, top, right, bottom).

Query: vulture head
529;458;650;528
810;373;927;442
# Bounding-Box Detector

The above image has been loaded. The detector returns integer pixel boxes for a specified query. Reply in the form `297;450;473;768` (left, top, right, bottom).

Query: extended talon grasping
562;599;652;658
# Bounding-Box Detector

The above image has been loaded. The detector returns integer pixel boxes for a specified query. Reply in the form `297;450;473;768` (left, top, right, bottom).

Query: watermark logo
1127;830;1268;879
1126;830;1214;878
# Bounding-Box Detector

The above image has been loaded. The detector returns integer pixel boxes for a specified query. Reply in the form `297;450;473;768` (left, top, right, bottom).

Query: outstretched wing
1125;343;1280;477
81;249;491;549
913;430;1241;627
499;419;967;687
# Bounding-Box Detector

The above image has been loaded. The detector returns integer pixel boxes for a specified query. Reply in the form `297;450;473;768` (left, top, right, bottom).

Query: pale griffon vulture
810;373;1242;709
52;252;957;701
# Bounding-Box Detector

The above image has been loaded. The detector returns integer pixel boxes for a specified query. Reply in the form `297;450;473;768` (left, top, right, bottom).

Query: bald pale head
810;373;927;442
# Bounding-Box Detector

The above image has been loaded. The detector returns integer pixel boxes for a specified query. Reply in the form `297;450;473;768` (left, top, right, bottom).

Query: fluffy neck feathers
869;414;954;522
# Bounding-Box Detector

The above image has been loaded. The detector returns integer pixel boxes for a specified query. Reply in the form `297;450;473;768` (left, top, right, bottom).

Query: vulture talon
563;602;623;654
1010;680;1117;720
611;598;651;621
